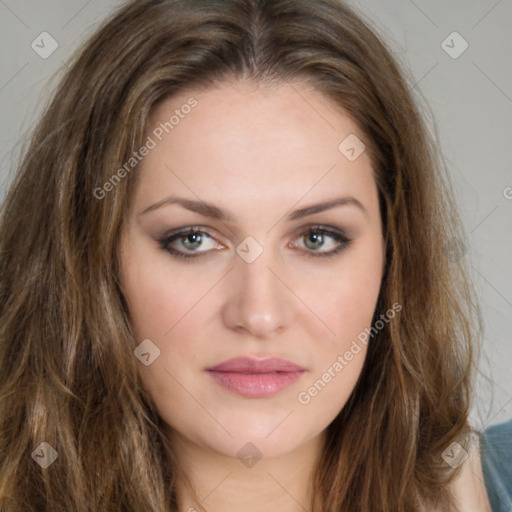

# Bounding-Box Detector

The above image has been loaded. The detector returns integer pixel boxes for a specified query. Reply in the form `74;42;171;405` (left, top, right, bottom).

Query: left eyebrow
138;195;368;221
286;196;368;220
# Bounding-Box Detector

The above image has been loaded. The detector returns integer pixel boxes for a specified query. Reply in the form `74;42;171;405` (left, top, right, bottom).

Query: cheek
306;251;383;349
121;248;212;387
331;268;382;337
310;279;376;396
295;266;379;418
121;247;204;341
300;246;383;412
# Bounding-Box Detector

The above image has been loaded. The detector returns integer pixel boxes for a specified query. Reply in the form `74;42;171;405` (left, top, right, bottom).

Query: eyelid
160;225;216;240
162;225;224;248
290;223;349;241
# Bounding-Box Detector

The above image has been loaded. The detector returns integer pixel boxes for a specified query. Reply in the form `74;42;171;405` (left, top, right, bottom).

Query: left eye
298;231;337;251
291;226;350;256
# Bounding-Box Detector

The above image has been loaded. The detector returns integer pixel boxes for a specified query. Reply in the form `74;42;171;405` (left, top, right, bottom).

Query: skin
449;436;492;512
117;79;491;511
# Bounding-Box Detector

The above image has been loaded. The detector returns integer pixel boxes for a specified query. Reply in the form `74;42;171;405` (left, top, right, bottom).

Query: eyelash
158;224;352;261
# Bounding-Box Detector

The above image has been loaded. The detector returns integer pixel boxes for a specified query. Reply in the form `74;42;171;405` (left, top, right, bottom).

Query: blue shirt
480;418;512;512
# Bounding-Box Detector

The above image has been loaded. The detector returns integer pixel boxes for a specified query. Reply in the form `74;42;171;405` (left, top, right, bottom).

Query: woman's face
119;79;385;461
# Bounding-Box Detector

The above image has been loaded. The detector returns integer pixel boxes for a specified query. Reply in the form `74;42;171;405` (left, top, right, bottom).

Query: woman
0;0;492;510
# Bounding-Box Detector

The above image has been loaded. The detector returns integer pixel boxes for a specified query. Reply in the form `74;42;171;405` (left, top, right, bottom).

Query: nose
221;249;295;339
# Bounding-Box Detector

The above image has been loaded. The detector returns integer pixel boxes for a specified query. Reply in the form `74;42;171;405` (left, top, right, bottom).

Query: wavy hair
0;0;482;510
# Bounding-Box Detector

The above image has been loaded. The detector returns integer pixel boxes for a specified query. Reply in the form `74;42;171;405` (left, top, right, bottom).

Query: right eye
158;227;225;260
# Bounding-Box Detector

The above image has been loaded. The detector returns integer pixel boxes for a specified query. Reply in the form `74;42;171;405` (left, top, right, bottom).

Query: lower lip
206;370;305;398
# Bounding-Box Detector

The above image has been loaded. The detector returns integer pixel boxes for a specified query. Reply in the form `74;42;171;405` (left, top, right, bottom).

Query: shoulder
480;418;512;512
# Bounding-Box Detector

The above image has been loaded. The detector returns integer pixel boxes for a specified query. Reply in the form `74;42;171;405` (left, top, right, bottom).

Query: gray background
0;0;510;431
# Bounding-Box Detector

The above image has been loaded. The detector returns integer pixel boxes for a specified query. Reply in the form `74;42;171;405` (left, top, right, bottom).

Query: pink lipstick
206;357;305;398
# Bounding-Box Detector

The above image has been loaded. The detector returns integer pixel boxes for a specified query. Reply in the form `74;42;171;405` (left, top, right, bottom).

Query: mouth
205;357;305;398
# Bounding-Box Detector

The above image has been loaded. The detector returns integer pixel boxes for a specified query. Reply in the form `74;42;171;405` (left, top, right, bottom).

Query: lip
207;356;305;373
206;357;305;398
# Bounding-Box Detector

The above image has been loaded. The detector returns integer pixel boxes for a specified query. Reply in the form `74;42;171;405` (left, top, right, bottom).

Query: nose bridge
221;243;294;337
239;250;279;305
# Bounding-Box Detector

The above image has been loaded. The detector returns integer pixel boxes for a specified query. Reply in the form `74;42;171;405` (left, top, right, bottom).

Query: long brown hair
0;0;482;510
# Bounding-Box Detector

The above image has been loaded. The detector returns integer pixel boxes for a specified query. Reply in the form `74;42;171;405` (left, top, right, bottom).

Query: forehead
134;79;378;219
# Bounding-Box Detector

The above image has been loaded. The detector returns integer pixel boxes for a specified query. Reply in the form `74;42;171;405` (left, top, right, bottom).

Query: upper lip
206;357;305;373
